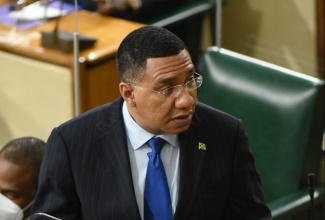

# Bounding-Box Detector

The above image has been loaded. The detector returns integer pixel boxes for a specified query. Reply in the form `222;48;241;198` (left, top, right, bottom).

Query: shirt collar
122;102;178;150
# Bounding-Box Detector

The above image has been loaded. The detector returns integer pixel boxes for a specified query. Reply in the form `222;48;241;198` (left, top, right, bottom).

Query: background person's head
0;137;45;219
117;26;198;135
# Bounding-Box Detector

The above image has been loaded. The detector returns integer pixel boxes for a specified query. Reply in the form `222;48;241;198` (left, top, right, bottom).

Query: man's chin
152;121;191;134
167;124;191;134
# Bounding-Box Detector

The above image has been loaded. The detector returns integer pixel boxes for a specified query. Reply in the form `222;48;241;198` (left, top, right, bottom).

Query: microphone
26;212;62;220
40;0;97;53
307;173;315;220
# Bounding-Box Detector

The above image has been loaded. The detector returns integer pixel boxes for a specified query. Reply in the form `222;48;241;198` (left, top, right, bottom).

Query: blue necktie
144;137;173;220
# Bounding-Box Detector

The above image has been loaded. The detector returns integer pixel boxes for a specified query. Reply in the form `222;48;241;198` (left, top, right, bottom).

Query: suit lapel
174;113;208;219
94;98;141;219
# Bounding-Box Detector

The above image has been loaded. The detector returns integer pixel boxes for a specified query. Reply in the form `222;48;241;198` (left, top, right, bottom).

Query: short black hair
117;25;187;83
1;137;45;188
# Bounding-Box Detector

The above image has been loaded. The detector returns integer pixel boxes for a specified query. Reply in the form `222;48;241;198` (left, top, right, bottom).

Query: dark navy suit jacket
32;97;272;220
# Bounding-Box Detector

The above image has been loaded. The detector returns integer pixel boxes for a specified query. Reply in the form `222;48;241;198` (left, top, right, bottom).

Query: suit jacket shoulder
32;97;141;220
174;101;272;220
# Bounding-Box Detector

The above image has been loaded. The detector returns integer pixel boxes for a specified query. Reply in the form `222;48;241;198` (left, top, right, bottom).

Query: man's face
121;49;197;134
0;154;35;215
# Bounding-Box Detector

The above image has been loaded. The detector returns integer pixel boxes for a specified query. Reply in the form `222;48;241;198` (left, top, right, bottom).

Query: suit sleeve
31;128;81;220
222;121;272;220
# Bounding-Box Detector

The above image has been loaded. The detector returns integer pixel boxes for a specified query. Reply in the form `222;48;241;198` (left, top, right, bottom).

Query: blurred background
0;0;324;219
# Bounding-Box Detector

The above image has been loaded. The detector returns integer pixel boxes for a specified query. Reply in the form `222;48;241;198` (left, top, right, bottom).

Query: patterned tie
144;137;173;220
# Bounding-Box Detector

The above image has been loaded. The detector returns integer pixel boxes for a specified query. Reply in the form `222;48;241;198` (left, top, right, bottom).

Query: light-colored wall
0;51;74;146
220;0;318;77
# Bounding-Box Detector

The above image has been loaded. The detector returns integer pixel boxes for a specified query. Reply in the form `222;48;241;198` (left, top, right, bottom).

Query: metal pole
216;0;222;49
73;0;80;116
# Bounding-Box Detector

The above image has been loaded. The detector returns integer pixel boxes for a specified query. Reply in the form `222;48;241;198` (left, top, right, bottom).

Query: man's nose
174;87;196;108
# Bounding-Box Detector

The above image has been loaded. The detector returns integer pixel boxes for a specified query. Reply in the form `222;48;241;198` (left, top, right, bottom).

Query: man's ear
119;82;136;107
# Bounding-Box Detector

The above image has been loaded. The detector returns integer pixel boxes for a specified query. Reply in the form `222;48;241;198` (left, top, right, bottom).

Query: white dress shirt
122;102;180;219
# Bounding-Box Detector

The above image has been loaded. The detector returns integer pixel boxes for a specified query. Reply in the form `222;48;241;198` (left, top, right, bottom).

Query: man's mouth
172;113;193;125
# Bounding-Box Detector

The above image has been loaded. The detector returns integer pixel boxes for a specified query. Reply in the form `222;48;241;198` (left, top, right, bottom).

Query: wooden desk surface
0;10;144;67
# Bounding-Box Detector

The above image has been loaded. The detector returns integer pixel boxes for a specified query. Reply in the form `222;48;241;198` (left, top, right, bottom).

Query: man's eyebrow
1;188;15;192
157;76;178;84
1;189;17;196
157;69;195;84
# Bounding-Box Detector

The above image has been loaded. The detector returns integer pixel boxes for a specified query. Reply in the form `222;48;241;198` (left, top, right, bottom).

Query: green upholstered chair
198;46;324;220
146;0;216;65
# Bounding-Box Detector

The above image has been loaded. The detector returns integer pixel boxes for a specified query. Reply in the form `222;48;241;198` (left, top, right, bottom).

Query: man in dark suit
31;26;272;219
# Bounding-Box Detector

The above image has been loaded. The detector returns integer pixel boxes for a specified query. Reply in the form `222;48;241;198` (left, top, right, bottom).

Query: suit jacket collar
94;97;141;219
174;112;208;219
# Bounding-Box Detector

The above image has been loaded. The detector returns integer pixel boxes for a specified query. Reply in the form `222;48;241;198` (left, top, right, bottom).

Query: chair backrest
146;0;215;26
198;46;324;203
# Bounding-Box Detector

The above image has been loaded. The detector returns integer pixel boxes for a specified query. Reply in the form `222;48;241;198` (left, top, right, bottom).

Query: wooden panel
79;58;121;112
0;50;73;146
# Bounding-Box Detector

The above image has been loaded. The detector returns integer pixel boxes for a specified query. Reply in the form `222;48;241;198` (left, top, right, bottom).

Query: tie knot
147;137;165;154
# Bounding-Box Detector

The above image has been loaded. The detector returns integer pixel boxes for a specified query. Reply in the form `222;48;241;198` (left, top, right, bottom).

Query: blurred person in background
73;0;185;22
0;137;45;220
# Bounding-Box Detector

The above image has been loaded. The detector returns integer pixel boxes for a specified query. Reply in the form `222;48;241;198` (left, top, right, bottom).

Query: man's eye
188;76;195;81
163;87;175;96
3;192;16;200
185;75;195;82
186;78;196;85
